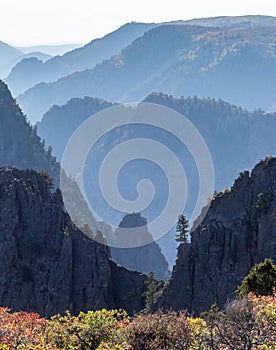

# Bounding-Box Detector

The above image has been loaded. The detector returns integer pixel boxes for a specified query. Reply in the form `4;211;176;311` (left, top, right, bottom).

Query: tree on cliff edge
175;214;189;244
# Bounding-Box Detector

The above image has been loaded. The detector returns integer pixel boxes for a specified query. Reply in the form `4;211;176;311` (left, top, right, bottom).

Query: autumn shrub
0;307;48;349
0;294;275;349
123;310;194;350
203;294;276;349
45;309;128;350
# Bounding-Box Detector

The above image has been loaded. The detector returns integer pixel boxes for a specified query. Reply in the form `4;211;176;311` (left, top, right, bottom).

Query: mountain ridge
18;23;276;122
0;80;58;177
6;22;157;96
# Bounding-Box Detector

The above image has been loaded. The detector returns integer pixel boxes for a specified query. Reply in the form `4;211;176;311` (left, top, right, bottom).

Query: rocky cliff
160;157;276;313
110;213;170;280
0;167;146;316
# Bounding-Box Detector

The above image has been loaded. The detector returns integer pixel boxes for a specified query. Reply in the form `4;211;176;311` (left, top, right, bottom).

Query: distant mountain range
37;93;276;267
16;43;82;56
6;22;157;96
5;15;276;110
17;20;276;122
0;41;22;65
0;41;23;78
0;41;53;79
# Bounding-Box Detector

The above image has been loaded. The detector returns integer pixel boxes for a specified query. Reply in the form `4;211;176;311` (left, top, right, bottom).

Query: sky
1;0;276;46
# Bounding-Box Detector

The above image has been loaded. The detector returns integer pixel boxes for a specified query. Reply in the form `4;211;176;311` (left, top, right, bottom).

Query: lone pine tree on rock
175;214;189;244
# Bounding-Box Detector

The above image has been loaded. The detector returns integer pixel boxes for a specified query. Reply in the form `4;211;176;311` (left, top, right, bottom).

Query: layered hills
18;22;276;122
6;22;156;97
0;41;52;79
36;93;276;267
0;41;22;67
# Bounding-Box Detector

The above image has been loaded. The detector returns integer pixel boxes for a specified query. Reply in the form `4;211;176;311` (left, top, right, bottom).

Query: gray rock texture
160;158;276;313
0;167;146;316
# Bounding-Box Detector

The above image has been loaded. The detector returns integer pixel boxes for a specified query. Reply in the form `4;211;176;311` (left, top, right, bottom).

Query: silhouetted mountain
17;43;82;56
18;23;276;122
6;22;157;96
0;80;58;176
0;41;23;77
0;167;146;316
38;94;276;188
36;93;276;267
37;96;115;160
160;157;276;313
0;41;52;79
0;41;22;66
144;93;276;189
110;213;170;279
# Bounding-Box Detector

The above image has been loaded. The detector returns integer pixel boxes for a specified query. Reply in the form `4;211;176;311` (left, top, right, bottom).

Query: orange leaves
0;307;48;349
0;296;275;349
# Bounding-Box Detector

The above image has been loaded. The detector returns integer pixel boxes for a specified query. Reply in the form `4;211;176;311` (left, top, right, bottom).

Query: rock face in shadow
0;167;146;316
110;213;170;280
0;80;58;177
160;158;276;313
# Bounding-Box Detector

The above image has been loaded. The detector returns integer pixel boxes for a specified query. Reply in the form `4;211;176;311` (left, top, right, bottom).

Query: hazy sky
1;0;276;46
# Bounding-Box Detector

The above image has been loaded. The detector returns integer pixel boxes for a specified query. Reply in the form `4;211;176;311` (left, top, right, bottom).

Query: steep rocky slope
160;158;276;313
0;167;146;316
110;213;169;280
0;80;58;176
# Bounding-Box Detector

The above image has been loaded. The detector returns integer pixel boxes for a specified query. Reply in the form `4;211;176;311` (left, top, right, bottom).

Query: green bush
236;259;276;296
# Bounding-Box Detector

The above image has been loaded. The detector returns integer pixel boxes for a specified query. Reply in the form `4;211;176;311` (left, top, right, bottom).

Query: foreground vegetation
0;292;275;349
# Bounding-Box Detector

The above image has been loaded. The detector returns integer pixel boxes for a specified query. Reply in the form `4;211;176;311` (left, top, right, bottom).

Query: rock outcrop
0;167;146;316
110;213;170;280
160;157;276;313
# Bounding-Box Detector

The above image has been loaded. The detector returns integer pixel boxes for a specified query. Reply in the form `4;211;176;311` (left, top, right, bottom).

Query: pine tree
175;214;189;243
144;272;158;313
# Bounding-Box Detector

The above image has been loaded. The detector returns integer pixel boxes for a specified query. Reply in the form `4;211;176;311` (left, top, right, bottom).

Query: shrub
39;170;55;189
236;259;276;296
124;311;194;349
0;307;47;349
203;296;276;349
254;192;273;218
45;309;128;350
